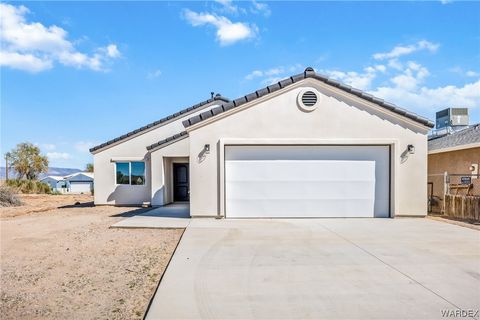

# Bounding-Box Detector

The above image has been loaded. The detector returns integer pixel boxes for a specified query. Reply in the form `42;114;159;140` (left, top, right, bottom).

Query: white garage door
225;145;390;218
70;182;92;193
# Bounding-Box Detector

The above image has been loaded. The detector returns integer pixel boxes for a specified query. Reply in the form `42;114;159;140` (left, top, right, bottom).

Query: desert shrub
0;186;23;207
5;179;52;194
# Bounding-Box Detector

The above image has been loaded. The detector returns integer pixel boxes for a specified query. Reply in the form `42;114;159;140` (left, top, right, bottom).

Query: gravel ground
0;195;183;320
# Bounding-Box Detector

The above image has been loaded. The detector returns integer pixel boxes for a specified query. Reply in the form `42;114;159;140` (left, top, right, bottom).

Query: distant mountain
0;167;82;180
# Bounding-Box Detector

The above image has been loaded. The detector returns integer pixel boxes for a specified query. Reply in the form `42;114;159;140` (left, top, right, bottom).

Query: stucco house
428;123;480;213
90;67;433;218
41;176;69;192
40;172;94;194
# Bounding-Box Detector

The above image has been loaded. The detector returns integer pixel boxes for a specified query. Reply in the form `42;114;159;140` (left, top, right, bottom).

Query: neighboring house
65;172;94;194
41;176;69;192
428;123;480;213
90;67;433;218
40;172;94;194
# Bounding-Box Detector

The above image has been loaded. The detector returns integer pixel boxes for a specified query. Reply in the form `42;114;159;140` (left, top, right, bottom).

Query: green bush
5;179;52;194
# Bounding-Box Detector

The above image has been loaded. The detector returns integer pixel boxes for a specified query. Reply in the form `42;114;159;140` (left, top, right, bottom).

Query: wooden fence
444;194;480;222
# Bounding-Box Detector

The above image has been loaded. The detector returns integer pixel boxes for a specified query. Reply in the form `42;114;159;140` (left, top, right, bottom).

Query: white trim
428;142;480;154
217;138;399;219
111;157;145;162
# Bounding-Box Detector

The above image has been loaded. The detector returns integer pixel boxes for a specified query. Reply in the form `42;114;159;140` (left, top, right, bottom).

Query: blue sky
1;1;479;169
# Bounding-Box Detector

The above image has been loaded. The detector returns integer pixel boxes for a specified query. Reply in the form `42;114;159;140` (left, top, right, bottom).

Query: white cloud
0;51;52;72
389;61;430;91
321;65;385;91
373;40;439;60
370;80;480;111
243;40;479;117
250;1;271;17
449;67;479;78
47;152;71;160
0;3;120;72
147;69;162;79
214;0;243;14
466;70;479;77
74;141;97;153
244;64;303;84
104;44;120;58
183;9;257;46
41;143;56;151
326;70;376;90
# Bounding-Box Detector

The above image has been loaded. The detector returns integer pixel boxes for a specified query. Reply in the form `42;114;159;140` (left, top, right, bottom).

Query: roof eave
183;72;434;131
428;142;480;154
146;131;188;152
90;95;229;154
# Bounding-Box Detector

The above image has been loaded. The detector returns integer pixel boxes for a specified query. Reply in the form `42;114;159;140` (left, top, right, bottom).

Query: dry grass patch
0;198;183;319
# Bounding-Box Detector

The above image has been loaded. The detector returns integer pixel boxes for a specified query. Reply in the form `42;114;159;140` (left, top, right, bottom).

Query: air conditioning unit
435;108;469;129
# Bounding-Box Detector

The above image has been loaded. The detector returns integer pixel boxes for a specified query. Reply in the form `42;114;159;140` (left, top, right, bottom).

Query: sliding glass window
115;162;145;185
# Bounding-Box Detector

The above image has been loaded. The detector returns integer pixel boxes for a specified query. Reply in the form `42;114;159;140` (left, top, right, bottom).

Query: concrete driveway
146;218;480;320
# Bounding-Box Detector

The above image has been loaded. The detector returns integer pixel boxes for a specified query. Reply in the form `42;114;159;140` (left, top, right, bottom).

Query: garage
225;145;390;218
69;181;92;194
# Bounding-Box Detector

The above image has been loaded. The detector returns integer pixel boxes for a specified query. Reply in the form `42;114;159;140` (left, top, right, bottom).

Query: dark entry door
173;163;189;201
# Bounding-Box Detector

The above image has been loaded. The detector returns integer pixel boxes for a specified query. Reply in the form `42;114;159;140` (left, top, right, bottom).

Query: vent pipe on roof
211;92;214;99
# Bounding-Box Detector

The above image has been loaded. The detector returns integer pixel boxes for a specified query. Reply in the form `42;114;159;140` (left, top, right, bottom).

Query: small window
131;162;145;185
116;162;145;185
116;162;130;184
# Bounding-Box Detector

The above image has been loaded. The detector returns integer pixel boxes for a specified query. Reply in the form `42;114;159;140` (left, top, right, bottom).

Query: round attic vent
297;88;321;112
301;91;317;107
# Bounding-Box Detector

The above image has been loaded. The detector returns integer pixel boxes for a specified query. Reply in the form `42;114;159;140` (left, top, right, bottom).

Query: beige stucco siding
187;79;429;217
93;101;219;205
428;147;480;213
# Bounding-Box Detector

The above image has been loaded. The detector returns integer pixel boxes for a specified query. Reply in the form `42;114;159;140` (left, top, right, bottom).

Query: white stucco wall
187;79;429;217
150;137;189;206
92;100;220;205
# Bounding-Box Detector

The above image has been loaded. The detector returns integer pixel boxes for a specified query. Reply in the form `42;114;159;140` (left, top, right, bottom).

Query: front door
173;163;189;202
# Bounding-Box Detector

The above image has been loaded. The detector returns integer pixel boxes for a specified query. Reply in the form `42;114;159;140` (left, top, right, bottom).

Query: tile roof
182;67;434;129
428;124;480;152
146;131;188;151
89;95;229;153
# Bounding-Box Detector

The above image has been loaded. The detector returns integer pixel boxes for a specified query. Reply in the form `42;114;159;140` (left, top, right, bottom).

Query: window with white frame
116;162;145;185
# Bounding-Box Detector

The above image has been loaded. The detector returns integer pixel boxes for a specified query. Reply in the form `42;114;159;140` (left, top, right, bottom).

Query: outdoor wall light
407;144;415;154
204;144;210;154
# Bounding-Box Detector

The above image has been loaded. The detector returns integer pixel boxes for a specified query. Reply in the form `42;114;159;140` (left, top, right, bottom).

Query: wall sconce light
407;144;415;154
204;144;210;154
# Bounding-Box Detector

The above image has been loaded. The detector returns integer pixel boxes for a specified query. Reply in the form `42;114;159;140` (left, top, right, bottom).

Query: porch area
111;203;190;229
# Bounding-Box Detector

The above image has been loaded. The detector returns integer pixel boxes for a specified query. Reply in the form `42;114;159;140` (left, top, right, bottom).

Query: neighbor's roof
64;172;94;179
428;124;480;153
40;175;65;181
89;94;230;153
182;67;434;129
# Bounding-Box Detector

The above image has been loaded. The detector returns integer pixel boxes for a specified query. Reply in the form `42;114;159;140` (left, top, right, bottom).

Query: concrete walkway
146;218;480;320
111;203;190;228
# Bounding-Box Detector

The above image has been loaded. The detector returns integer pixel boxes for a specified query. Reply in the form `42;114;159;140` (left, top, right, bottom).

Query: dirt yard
0;195;183;319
